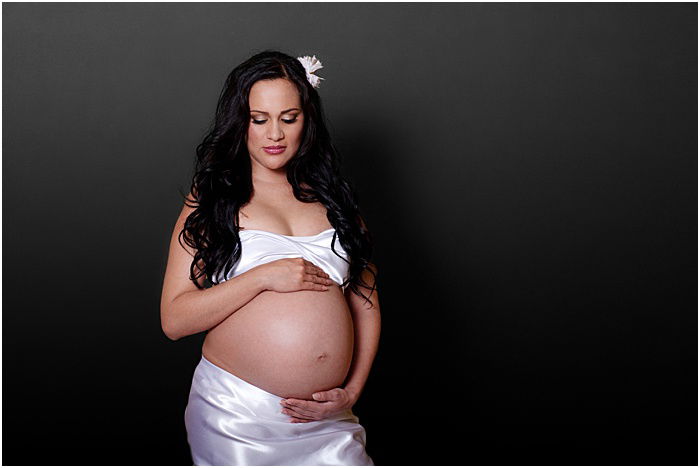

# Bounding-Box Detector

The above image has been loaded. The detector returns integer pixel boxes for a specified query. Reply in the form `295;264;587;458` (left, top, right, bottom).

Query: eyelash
251;118;298;125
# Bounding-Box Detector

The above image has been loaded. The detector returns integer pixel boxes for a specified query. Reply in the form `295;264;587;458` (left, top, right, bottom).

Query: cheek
247;126;263;143
291;125;304;142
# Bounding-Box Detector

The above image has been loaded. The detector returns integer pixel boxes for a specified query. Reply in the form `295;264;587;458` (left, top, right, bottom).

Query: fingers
303;280;329;290
280;399;321;421
282;406;318;421
304;264;331;279
303;273;333;285
302;259;329;275
282;408;320;422
299;260;333;290
289;416;316;423
304;271;331;282
283;399;321;415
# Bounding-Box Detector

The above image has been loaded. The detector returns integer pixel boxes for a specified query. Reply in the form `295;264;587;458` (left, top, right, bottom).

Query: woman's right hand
257;257;334;293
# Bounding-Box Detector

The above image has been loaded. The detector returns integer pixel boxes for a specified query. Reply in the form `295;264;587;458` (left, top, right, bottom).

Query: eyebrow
250;108;301;114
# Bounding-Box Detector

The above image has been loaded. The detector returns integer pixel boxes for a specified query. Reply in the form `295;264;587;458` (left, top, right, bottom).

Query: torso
201;182;355;399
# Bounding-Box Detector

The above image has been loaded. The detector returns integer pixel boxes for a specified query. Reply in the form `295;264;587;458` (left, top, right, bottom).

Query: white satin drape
184;355;374;466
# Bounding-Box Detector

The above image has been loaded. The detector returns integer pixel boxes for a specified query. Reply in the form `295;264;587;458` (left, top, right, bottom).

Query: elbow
162;322;181;342
161;308;181;341
164;328;181;342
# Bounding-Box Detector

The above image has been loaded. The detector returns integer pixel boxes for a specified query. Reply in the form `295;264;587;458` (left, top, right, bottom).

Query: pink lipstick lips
263;146;286;154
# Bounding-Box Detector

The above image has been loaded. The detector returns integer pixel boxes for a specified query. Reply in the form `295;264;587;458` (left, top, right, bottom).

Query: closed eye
251;118;298;125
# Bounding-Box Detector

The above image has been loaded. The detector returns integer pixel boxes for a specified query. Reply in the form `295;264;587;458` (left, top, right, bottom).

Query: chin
265;158;292;169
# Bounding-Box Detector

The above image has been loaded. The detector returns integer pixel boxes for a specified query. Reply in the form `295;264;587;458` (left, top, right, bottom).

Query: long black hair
178;49;377;306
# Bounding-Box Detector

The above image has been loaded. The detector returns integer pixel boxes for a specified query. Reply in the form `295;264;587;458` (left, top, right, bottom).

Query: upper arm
160;192;207;317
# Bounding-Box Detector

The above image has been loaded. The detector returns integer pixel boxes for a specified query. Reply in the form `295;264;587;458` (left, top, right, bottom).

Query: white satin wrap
212;228;350;287
185;355;374;466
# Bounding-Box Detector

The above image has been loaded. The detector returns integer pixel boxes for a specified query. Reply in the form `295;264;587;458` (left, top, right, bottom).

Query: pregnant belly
202;284;354;400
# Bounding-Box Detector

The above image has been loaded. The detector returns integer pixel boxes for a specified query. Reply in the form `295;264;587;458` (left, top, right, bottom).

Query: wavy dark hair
178;49;377;306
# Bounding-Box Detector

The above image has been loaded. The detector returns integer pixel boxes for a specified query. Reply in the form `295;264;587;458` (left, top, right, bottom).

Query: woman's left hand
280;388;356;423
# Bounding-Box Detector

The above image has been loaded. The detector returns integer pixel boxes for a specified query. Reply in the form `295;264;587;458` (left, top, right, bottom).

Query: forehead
248;79;301;111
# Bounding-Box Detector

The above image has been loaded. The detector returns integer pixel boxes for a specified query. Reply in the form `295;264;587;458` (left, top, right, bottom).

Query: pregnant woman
159;50;381;466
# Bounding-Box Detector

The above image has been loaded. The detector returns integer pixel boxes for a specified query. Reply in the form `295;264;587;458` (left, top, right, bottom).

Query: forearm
164;267;267;340
344;306;381;403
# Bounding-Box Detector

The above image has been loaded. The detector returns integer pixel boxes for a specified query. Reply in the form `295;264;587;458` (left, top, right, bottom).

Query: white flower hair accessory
297;55;325;88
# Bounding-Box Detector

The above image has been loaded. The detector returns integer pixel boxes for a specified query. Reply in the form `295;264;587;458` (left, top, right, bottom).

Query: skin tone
280;265;381;423
246;78;304;192
246;78;381;423
282;266;381;423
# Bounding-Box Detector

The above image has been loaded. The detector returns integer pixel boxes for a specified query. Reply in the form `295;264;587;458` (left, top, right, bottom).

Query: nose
267;121;284;141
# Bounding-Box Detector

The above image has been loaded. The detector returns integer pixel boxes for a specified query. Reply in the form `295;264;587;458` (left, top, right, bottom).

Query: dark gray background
3;2;697;465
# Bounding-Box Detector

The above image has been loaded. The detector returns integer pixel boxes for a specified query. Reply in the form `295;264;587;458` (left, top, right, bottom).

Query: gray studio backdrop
3;2;696;465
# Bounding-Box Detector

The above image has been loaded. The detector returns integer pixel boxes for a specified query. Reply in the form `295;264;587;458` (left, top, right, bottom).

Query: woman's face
246;78;305;172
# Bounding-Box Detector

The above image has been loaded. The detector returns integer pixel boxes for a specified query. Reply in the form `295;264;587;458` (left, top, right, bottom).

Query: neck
250;158;289;185
251;170;293;197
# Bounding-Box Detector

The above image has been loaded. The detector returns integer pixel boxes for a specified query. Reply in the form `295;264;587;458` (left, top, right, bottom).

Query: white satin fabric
185;355;374;466
212;228;350;287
